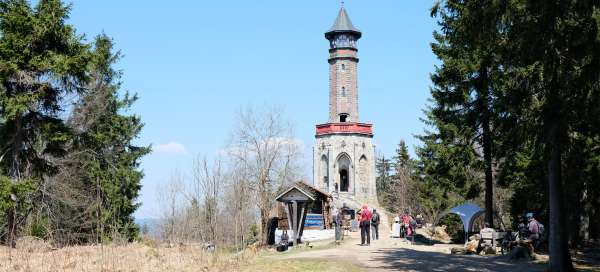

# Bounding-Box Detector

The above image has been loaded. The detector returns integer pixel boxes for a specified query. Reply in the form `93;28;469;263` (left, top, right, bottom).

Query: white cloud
155;141;187;155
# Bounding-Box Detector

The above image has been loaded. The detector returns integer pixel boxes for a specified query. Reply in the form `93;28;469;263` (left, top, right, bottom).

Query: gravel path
279;230;547;272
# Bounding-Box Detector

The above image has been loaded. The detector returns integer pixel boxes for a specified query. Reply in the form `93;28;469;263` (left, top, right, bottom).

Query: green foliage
0;0;148;245
26;212;51;239
415;111;481;203
423;0;600;270
430;0;508;227
376;140;419;214
375;155;392;199
0;175;35;228
246;223;259;246
0;0;89;178
67;34;150;242
438;213;464;242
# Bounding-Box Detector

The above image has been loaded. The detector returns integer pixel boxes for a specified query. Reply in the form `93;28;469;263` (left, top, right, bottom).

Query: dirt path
278;230;547;272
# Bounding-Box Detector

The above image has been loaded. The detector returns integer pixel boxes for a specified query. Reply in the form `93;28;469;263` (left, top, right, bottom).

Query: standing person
371;209;380;240
352;210;360;232
401;212;410;238
360;204;373;246
333;208;343;242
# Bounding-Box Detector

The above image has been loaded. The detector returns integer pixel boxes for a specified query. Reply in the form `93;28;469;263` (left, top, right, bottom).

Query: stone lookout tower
313;7;377;206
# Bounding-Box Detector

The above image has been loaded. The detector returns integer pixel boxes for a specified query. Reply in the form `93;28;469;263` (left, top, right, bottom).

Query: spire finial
341;1;344;7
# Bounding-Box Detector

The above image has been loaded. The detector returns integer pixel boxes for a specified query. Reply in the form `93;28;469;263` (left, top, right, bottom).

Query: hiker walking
371;209;380;240
359;204;372;246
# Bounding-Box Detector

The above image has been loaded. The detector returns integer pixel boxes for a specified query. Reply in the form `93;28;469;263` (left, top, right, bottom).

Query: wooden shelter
275;181;332;245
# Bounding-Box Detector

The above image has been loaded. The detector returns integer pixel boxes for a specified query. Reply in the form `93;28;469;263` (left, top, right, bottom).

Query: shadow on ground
369;247;546;272
412;234;447;245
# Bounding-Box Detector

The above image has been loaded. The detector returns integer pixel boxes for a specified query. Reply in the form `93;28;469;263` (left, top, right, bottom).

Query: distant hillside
135;218;162;235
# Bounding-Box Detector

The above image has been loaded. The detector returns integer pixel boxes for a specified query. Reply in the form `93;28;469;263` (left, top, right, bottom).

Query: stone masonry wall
313;133;378;205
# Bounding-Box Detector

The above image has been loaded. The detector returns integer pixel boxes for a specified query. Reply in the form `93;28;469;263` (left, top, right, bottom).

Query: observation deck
315;122;373;137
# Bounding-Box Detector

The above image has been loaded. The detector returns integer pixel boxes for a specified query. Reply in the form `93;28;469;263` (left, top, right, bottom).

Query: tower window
339;113;348;123
341;64;345;71
341;87;346;97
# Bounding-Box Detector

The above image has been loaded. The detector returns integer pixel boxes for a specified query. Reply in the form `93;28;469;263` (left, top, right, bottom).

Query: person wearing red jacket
359;204;372;246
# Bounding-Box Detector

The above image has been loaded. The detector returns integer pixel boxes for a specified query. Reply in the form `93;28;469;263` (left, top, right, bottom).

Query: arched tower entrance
337;153;351;192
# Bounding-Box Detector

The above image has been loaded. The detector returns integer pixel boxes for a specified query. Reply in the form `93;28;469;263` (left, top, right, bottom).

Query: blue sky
66;1;439;219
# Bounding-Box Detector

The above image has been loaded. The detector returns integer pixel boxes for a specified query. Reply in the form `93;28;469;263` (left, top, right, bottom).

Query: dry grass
0;238;250;272
0;238;361;272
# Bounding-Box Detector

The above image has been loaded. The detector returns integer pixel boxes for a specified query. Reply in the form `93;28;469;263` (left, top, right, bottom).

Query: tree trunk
547;121;574;272
579;188;590;242
5;209;16;248
479;66;494;228
260;208;269;245
3;116;23;247
482;113;494;228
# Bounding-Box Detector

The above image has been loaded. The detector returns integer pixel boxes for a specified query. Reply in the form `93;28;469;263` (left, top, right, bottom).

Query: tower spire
325;6;361;39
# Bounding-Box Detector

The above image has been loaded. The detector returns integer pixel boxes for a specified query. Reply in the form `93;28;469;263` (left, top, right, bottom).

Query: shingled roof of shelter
275;181;331;202
325;7;362;39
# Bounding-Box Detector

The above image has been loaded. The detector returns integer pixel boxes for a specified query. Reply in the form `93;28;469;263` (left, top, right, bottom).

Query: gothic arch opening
359;155;368;194
337;153;351;192
320;155;329;189
340;169;349;192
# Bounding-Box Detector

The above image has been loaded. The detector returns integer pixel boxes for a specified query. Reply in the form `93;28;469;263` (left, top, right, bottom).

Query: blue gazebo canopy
439;202;485;233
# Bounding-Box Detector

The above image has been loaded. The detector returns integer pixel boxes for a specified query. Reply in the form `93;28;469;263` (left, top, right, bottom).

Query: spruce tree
501;1;600;270
430;0;508;228
391;140;414;213
0;0;89;245
69;34;150;242
414;110;481;221
375;154;392;208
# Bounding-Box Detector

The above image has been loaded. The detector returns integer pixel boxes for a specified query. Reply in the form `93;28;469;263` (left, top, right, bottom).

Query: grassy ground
242;258;361;272
250;239;363;271
0;237;361;272
4;236;595;272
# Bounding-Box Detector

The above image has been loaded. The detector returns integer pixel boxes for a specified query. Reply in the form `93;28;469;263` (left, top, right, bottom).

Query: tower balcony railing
316;122;373;136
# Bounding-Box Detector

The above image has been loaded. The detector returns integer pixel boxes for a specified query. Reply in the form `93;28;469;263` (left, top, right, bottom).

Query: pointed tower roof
325;7;362;39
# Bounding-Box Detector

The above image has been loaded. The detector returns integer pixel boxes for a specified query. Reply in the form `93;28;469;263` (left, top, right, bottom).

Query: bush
0;176;37;242
438;213;464;243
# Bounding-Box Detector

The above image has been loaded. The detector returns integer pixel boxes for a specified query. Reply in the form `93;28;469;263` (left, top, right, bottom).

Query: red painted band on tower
316;122;373;136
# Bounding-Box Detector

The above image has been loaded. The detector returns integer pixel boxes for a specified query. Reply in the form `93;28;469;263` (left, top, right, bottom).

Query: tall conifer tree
0;0;89;245
430;0;507;228
68;34;150;242
502;1;600;270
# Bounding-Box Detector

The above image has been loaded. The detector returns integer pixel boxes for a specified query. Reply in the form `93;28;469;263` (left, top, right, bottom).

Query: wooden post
298;202;307;244
292;201;298;246
285;202;293;232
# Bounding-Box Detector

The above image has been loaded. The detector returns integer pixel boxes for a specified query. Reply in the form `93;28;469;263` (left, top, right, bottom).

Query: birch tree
229;105;302;244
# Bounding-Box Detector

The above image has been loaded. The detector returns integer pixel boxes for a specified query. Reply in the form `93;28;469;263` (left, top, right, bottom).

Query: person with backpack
371;209;380;240
401;212;413;238
526;212;543;250
359;204;372;246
